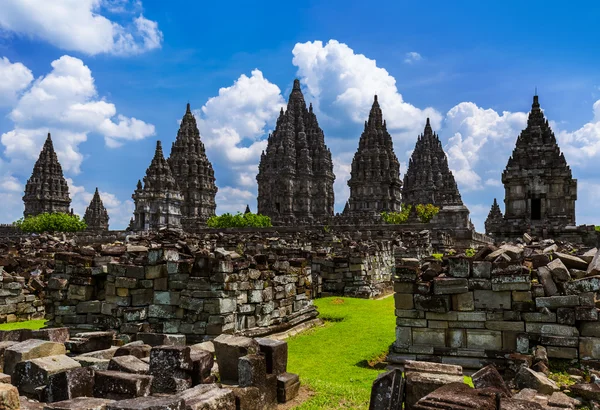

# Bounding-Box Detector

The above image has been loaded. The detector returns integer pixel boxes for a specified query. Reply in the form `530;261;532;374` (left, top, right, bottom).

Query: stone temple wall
389;245;600;372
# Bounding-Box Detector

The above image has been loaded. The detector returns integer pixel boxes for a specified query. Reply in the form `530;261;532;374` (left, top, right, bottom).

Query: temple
486;94;581;239
167;103;218;226
83;188;109;231
256;79;335;225
402;119;471;229
132;141;183;231
22;133;71;217
344;96;402;218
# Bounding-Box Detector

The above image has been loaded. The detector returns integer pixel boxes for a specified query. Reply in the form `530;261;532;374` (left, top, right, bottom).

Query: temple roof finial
186;102;191;114
293;79;301;90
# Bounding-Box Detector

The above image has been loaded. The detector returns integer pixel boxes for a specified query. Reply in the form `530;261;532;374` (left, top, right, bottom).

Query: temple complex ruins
344;95;402;218
256;79;335;225
167;103;218;225
22;133;71;217
83;188;109;231
131;141;183;231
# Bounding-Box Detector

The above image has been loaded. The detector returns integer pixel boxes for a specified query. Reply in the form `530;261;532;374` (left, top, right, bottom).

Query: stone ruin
0;328;298;409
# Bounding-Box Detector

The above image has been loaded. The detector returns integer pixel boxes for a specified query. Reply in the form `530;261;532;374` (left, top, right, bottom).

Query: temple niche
23;133;71;217
132;141;183;231
167;103;218;226
402;119;471;228
486;95;578;237
256;79;335;225
344;96;402;218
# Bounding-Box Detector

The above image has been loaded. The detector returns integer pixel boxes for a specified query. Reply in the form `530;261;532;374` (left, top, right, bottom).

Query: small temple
344;95;402;218
256;79;335;225
167;103;218;226
132;141;183;231
23;133;71;217
83;188;109;231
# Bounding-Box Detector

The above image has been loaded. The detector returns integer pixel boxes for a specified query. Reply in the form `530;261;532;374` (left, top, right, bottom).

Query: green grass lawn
0;320;46;331
287;296;396;409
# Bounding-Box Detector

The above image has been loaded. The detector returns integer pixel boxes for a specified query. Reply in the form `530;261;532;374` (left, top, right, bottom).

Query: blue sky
1;0;600;230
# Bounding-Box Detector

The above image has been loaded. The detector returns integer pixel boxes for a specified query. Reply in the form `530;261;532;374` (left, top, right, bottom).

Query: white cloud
0;57;33;106
555;100;600;166
0;0;162;56
1;55;155;173
404;52;422;64
215;186;255;215
291;40;441;142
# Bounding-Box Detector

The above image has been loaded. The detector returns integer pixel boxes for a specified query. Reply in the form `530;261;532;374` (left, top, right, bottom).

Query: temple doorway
531;198;541;220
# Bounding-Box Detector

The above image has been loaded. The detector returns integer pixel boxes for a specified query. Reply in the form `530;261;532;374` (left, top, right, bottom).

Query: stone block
556;308;576;325
108;355;149;374
539;324;579;337
466;330;502;350
190;349;213;385
27;328;70;343
581;322;600;337
471;364;511;397
12;355;82;401
456;311;486;322
576;306;599;321
412;328;446;347
153;291;180;306
394;327;412;349
473;290;511;309
491;275;531;291
0;383;19;410
256;338;287;375
213;334;259;384
535;295;580;309
472;261;491;279
93;371;153;400
43;397;115;409
175;384;235;410
433;278;468;295
405;370;463;409
446;329;465;348
587;249;600;276
114;344;152;359
137;333;185;347
451;292;474;311
579;338;600;360
539;335;579;348
554;252;589;270
45;367;95;403
394;293;414;310
537;266;558;296
149;346;193;394
547;258;571;282
413;294;450;313
447;258;470;278
277;372;300;403
546;346;578;359
65;332;114;354
4;339;67;375
514;367;559;394
105;396;184;410
238;354;266;388
521;312;556;322
485;321;524;332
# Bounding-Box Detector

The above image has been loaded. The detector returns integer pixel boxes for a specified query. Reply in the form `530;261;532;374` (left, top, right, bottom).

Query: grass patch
286;296;396;409
0;320;46;331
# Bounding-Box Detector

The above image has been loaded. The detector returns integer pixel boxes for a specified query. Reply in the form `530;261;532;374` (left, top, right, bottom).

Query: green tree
381;203;440;224
14;213;87;233
207;212;272;228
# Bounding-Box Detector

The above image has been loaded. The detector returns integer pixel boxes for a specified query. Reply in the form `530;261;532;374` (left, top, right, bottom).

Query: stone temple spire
132;141;183;231
168;103;218;226
345;95;402;217
402;119;463;207
499;94;577;228
23;133;71;217
257;78;335;225
84;188;109;231
484;198;504;235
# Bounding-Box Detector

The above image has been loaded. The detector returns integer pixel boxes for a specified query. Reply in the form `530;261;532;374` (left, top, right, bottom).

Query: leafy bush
465;248;476;258
381;203;440;224
207;212;272;228
14;213;87;233
596;226;600;232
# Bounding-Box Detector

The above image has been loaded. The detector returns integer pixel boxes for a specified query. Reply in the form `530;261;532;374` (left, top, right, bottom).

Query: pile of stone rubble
0;329;299;409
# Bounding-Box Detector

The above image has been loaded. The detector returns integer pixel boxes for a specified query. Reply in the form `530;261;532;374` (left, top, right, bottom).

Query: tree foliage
596;226;600;232
14;213;87;233
207;212;272;228
381;204;440;224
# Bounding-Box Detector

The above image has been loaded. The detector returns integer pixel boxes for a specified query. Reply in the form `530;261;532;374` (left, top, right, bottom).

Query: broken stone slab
547;258;571;282
277;372;300;404
0;373;10;383
23;328;70;344
175;384;235;410
471;364;511;397
213;334;259;384
190;341;214;355
500;244;524;261
189;349;213;385
136;333;185;347
564;276;600;295
93;371;153;400
78;347;119;360
412;382;496;410
238;354;267;389
149;346;192;394
582;248;598;264
256;338;287;375
105;395;185;410
404;361;463;376
587;249;600;276
514;367;559;395
537;266;558;296
4;339;67;375
108;355;149;374
0;330;25;342
114;344;151;359
73;356;109;371
0;383;20;410
547;391;577;409
43;397;115;410
554;252;589;270
0;341;18;372
44;367;95;403
368;368;403;410
65;332;114;354
570;383;600;402
405;371;464;409
13;355;80;396
535;295;580;309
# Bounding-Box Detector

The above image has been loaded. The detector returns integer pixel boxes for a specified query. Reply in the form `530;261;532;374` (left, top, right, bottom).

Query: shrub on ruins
596;225;600;232
14;212;87;233
207;212;272;228
381;203;440;224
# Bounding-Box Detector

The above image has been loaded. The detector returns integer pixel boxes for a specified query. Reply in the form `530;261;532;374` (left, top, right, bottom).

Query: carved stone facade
256;79;335;225
23;133;71;217
402;119;471;229
344;96;402;218
486;95;578;237
132;141;183;231
167;104;217;226
83;188;109;231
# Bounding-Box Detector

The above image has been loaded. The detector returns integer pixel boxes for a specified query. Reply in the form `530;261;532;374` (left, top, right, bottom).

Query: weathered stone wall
0;270;44;323
389;244;600;371
45;242;317;343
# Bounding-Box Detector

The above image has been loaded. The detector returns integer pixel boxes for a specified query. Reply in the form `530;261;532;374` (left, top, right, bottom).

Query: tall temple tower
83;188;109;231
167;103;218;227
403;119;471;228
486;95;577;235
132;141;183;231
345;96;402;217
256;79;335;225
23;133;71;217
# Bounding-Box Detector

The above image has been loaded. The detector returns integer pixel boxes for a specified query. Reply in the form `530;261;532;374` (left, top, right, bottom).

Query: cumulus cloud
215;186;256;215
0;57;33;106
1;55;155;173
0;0;162;56
555;100;600;166
404;52;423;64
